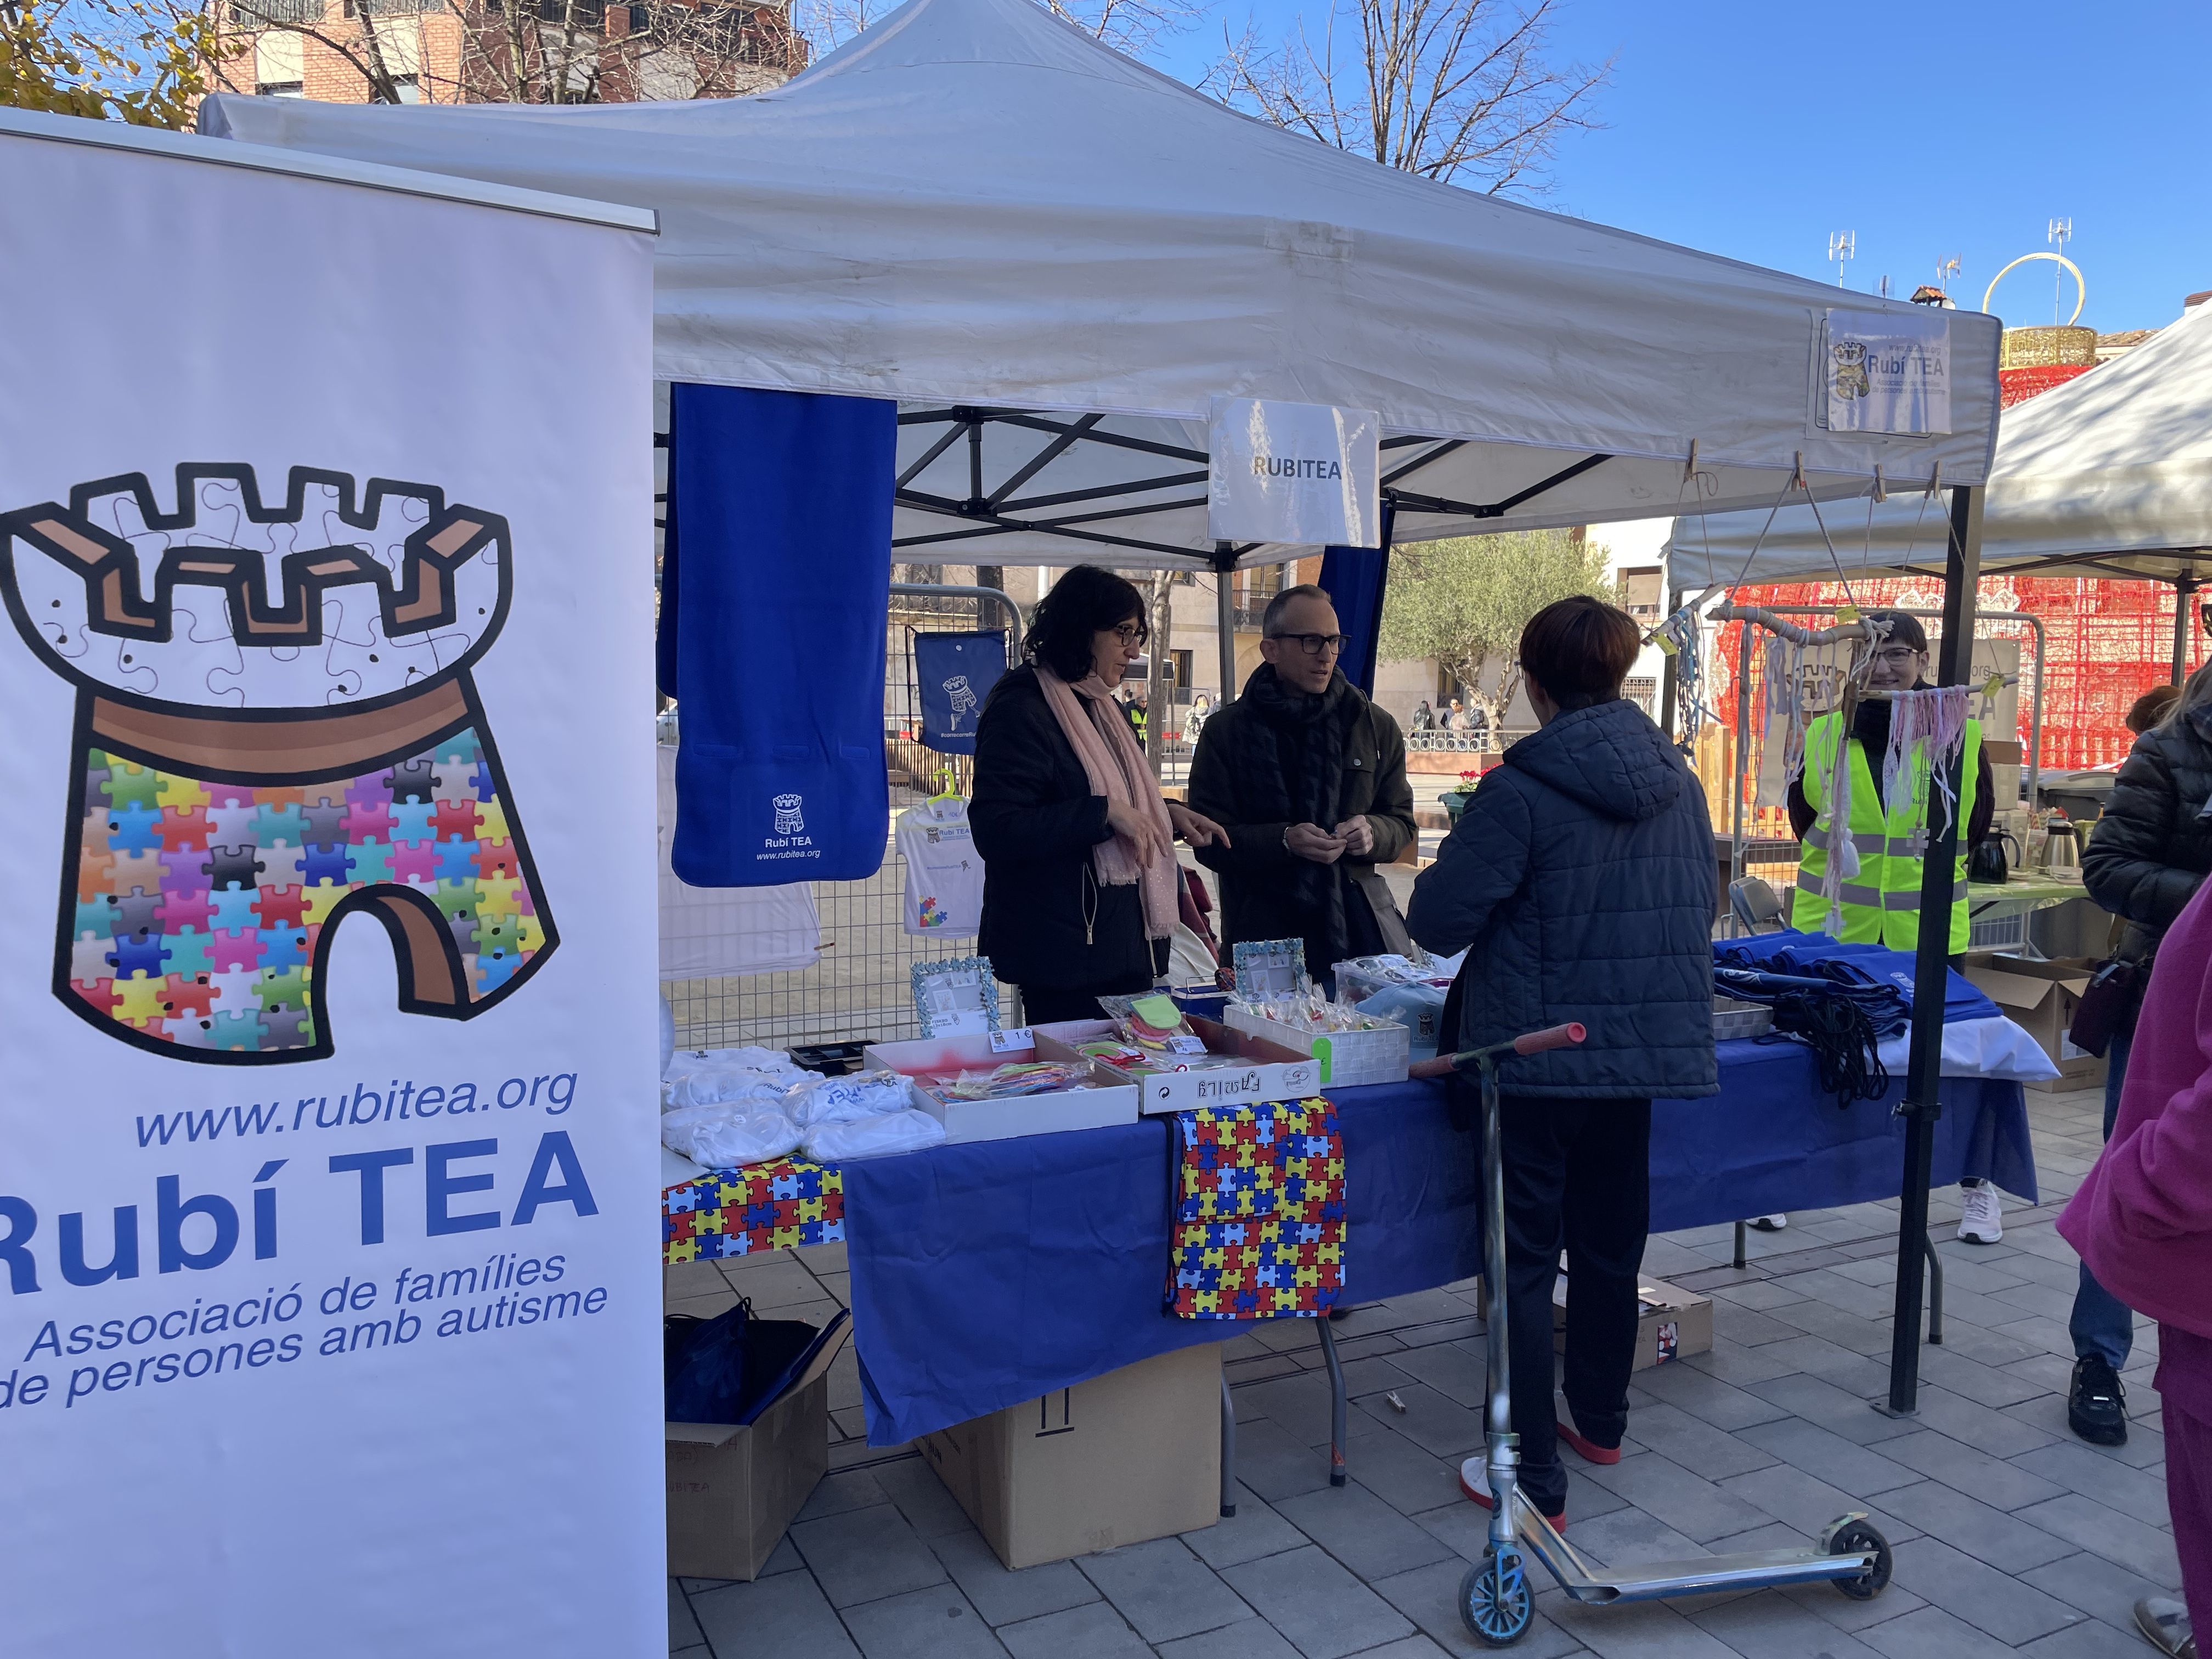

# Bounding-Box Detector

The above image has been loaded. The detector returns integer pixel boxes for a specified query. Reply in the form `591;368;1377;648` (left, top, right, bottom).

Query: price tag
1983;672;2005;698
1166;1034;1207;1055
990;1026;1035;1053
1653;633;1679;657
1836;602;1861;624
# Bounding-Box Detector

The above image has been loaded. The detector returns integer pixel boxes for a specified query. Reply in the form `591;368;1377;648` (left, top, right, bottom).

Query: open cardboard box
1963;953;2105;1093
1551;1275;1713;1371
865;1029;1139;1142
665;1317;852;1581
921;1341;1222;1569
1034;1016;1321;1116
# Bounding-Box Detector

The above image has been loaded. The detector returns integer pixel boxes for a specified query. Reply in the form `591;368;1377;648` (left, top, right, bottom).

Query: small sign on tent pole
1207;396;1381;548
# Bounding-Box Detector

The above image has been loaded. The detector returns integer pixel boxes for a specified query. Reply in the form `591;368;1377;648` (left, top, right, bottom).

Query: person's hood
1503;698;1686;821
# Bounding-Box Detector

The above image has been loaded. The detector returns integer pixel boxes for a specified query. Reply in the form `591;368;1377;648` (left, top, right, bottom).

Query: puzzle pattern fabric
663;1159;846;1264
1167;1097;1346;1319
69;724;549;1058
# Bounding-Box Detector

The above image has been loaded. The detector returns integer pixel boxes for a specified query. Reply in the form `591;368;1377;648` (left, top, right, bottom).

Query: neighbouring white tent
1671;297;2212;589
201;0;1999;570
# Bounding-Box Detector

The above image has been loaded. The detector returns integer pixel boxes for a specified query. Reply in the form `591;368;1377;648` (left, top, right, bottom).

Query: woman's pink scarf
1034;663;1178;941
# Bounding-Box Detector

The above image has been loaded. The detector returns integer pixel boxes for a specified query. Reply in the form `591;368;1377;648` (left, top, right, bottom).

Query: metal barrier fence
663;585;1012;1052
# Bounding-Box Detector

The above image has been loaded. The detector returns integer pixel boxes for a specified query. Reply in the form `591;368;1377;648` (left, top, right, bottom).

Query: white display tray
1222;1007;1410;1087
1032;1017;1322;1116
863;1030;1139;1143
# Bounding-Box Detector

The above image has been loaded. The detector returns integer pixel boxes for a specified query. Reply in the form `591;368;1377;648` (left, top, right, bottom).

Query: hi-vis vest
1790;710;1981;952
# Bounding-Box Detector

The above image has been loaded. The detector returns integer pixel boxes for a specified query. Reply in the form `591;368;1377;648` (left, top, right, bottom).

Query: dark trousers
1017;977;1153;1026
2071;1025;2137;1369
1498;1093;1651;1513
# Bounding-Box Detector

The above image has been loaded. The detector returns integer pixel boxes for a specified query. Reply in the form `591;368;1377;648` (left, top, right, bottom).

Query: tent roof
202;0;1999;570
1671;298;2212;590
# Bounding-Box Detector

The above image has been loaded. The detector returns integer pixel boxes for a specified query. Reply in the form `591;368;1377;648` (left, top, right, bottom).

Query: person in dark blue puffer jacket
1408;594;1717;1525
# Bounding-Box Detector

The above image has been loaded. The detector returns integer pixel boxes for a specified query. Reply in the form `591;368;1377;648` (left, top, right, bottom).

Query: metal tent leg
1317;1315;1349;1486
1881;484;1983;1420
1734;1220;1748;1271
1925;1235;1944;1345
1220;1373;1238;1517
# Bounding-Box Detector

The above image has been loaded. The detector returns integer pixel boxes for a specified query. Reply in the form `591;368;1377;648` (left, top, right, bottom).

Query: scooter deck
1508;1499;1880;1606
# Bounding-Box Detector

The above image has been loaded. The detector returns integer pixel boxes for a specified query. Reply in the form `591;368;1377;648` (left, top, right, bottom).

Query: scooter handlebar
1407;1022;1589;1079
1513;1022;1585;1056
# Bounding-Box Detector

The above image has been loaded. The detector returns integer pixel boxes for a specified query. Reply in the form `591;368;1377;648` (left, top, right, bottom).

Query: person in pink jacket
2061;874;2212;1658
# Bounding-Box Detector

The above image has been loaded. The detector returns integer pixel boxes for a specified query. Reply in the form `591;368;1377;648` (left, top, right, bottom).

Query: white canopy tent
1670;298;2212;630
202;0;1999;579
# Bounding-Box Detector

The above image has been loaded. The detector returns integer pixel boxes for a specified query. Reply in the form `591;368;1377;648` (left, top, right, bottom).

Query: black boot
2068;1356;2128;1447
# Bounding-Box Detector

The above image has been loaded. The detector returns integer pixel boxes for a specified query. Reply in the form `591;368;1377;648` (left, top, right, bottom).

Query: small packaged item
803;1108;948;1163
659;1103;804;1169
786;1069;911;1128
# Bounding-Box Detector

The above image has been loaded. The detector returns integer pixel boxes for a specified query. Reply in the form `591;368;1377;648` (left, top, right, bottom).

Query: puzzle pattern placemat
1167;1097;1345;1320
663;1158;845;1264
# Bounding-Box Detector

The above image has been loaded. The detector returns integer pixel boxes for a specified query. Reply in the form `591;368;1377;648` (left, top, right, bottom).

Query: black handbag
2067;956;2144;1059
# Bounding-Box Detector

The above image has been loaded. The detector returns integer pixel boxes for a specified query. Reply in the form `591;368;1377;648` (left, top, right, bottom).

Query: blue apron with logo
660;384;894;885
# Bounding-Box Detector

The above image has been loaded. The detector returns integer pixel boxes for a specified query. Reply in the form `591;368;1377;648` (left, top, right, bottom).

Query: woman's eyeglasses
1269;632;1347;658
1110;622;1148;646
1870;646;1923;667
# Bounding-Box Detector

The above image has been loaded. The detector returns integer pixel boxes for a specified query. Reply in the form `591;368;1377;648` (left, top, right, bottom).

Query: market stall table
833;1039;2036;1449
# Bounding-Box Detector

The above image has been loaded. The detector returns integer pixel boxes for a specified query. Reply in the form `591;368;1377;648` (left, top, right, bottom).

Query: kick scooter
1409;1023;1893;1646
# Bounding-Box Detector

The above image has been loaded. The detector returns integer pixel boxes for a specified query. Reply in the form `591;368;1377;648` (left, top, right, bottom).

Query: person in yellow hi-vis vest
1774;611;2003;1243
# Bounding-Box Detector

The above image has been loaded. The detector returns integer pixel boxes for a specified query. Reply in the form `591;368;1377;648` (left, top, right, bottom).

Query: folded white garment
787;1070;912;1128
1873;1014;2061;1082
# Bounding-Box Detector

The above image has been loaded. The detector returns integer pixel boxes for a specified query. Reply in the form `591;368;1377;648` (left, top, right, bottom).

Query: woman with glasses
970;565;1227;1025
1186;584;1417;984
1782;610;2001;1243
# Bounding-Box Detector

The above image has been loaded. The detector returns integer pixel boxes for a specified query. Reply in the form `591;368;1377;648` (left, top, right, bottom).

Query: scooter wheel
1823;1520;1892;1600
1460;1548;1533;1645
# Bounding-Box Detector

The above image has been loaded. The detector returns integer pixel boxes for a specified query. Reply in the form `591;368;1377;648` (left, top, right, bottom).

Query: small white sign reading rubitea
1207;396;1382;547
1822;308;1951;437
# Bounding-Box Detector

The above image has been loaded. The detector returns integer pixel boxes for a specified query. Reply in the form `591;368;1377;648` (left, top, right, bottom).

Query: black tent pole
1881;482;1983;1419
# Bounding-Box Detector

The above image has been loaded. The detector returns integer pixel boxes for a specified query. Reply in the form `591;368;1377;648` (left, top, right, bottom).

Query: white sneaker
1958;1183;2003;1245
1748;1215;1788;1232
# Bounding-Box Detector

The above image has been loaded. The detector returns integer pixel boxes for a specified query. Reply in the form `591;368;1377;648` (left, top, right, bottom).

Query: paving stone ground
667;1080;2177;1659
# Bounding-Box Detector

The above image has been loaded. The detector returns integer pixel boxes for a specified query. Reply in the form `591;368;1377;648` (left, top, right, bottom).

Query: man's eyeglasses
1269;632;1347;658
1110;622;1148;646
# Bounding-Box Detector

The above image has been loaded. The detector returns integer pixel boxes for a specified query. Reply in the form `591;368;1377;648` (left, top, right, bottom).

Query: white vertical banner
1822;308;1952;436
1206;396;1382;547
0;121;662;1656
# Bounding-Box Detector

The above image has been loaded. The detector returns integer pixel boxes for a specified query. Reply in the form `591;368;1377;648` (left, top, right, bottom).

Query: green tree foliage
2;0;226;128
1379;528;1610;731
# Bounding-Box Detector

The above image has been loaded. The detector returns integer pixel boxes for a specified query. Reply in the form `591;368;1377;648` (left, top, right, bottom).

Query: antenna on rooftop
2047;218;2073;323
1828;230;1855;289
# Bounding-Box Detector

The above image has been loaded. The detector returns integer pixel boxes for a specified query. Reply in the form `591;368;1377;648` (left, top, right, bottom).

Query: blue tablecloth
842;1042;2037;1447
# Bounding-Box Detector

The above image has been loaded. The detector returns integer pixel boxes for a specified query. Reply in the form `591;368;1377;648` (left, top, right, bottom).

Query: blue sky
1149;0;2209;334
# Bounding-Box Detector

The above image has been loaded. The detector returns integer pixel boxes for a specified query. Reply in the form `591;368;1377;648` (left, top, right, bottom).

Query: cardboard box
1036;1015;1321;1116
664;1320;851;1581
1964;954;2106;1093
1223;1006;1410;1087
920;1342;1222;1569
865;1029;1139;1142
1552;1276;1713;1372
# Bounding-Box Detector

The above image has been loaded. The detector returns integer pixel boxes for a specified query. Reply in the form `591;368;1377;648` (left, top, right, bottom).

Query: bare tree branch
1210;0;1607;194
801;0;1205;62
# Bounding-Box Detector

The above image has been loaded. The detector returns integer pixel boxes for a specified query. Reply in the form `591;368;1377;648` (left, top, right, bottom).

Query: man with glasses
1785;610;2004;1243
1186;584;1418;985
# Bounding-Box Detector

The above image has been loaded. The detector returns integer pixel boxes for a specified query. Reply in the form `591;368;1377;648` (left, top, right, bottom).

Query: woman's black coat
2083;704;2212;963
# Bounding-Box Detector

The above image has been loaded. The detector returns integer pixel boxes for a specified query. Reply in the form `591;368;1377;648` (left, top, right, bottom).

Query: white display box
1034;1017;1322;1116
864;1030;1139;1143
1222;1007;1409;1088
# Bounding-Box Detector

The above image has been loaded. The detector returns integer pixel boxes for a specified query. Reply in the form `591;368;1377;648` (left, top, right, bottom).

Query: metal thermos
2041;816;2081;874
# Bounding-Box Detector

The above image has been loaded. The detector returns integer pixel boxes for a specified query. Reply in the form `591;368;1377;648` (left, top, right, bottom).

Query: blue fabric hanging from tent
913;631;1007;755
1318;501;1394;695
660;384;895;885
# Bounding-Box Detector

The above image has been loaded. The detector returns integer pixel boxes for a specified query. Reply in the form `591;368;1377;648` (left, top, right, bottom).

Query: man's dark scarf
1235;663;1363;961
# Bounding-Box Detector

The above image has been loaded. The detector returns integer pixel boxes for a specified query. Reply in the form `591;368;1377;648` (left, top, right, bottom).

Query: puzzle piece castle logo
0;465;560;1065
